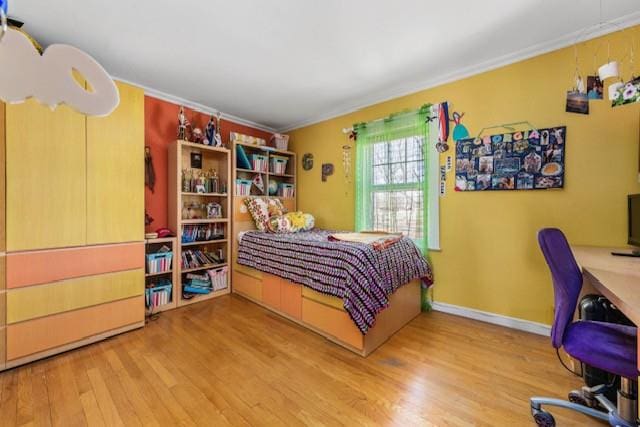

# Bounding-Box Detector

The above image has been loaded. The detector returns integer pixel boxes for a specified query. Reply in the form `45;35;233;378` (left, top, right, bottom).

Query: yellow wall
289;27;640;325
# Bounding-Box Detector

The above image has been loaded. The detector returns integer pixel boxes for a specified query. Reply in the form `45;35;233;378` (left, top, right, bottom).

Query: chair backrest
537;228;583;348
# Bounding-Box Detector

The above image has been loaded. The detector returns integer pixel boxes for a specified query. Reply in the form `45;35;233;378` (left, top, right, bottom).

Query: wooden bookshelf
168;140;232;307
145;237;178;313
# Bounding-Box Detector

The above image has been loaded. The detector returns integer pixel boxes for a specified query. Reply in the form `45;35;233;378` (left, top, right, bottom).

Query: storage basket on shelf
278;183;295;198
145;282;173;309
235;179;252;196
208;266;229;291
270;155;289;175
251;154;268;172
146;252;173;274
270;134;289;151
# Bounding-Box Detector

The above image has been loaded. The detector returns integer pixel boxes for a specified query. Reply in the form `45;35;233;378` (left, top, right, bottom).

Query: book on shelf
181;249;224;269
181;224;224;243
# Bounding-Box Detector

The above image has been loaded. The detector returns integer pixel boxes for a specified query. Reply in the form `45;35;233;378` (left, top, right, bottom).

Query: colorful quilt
237;230;433;334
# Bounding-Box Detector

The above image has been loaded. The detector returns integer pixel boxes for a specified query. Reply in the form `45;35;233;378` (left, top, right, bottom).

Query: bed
232;199;433;356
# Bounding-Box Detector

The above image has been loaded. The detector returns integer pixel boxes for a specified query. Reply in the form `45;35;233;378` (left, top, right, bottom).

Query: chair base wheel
532;409;556;427
568;390;590;407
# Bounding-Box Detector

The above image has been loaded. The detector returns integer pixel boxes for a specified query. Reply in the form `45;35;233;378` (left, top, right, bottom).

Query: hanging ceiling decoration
0;0;119;116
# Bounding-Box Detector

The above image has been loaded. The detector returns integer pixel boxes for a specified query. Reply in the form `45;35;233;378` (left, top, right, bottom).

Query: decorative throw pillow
267;212;315;233
244;197;270;231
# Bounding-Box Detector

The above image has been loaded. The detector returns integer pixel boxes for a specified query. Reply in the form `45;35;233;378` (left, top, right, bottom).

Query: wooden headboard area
231;197;296;280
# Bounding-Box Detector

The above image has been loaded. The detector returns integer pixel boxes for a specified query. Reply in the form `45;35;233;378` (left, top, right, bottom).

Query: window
371;136;426;242
354;106;440;251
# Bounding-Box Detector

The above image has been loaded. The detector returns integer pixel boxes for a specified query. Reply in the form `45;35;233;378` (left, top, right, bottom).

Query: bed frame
231;198;422;356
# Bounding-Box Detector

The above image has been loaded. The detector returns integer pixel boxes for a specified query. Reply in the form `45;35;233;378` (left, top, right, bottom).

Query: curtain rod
341;103;437;134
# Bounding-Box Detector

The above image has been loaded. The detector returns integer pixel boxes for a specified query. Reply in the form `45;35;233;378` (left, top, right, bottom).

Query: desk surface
571;246;640;326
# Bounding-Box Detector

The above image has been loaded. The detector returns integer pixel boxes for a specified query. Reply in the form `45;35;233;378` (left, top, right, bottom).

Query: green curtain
353;104;433;311
354;104;431;250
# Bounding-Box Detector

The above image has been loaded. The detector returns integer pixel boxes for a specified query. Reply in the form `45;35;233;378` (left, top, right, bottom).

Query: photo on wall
454;126;566;192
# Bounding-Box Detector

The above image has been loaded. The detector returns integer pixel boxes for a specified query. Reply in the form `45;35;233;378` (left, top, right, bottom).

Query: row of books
146;247;173;274
145;281;172;309
181;249;223;269
182;224;224;243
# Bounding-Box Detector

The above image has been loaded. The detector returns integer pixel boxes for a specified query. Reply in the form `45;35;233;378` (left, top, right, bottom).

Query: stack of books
183;273;212;294
182;224;224;243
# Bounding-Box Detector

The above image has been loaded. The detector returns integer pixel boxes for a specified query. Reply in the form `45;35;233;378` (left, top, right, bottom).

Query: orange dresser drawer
262;274;281;310
233;270;262;301
302;298;363;350
302;287;344;311
6;296;143;360
280;280;302;320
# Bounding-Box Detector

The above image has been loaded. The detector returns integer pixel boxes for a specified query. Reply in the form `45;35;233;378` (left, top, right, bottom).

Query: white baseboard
431;301;551;336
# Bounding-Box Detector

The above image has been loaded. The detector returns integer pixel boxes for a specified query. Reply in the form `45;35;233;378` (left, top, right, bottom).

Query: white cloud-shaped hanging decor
0;28;119;116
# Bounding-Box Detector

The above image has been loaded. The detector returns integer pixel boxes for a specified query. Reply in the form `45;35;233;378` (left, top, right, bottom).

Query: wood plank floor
0;295;601;426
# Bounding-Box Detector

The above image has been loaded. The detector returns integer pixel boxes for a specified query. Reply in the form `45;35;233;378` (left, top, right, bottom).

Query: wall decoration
321;163;334;182
566;91;589;114
342;145;352;183
586;76;603;100
436;102;450;153
144;146;156;193
455;126;566;191
450;111;470;141
0;26;120;117
302;153;314;171
612;78;640;107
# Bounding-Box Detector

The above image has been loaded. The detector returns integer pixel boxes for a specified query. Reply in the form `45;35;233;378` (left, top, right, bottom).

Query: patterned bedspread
237;230;433;334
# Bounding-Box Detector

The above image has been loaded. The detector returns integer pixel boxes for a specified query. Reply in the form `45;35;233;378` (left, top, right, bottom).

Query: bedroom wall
288;26;640;326
144;96;273;233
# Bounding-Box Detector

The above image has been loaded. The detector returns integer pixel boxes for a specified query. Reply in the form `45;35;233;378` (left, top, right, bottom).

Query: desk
571;246;640;382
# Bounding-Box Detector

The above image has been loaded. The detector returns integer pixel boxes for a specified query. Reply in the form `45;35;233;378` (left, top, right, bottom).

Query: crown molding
114;77;277;134
278;11;640;133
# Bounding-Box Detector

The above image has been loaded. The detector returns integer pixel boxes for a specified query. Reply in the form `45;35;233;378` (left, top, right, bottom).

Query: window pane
389;139;405;163
373;165;388;185
390;163;405;184
407;137;424;161
406;160;424;184
372;190;423;241
373;142;388;165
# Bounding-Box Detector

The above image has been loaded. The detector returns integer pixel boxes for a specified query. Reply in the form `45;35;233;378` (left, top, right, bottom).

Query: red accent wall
144;96;273;233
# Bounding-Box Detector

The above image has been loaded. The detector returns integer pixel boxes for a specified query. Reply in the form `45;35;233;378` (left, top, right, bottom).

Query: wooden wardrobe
0;81;145;369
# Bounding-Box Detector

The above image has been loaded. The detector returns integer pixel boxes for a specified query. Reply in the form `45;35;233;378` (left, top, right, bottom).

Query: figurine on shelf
191;127;204;144
204;115;216;146
177;106;191;141
214;112;223;147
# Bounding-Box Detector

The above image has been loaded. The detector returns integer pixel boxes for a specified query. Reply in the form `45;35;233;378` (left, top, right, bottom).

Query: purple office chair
531;228;638;427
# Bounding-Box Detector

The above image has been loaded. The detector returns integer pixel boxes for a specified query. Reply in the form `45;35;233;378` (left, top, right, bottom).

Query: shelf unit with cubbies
145;237;178;313
231;140;297;283
168;140;232;307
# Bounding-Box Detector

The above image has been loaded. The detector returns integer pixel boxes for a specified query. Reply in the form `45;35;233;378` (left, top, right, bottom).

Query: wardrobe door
86;81;144;245
5;100;87;251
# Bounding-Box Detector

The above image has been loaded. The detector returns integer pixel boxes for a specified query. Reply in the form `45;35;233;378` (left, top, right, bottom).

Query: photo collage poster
455;126;566;191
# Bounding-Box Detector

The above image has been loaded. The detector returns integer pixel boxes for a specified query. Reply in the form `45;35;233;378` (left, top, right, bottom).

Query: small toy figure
204;115;216;146
177;106;191;140
191;127;204;144
214;112;223;147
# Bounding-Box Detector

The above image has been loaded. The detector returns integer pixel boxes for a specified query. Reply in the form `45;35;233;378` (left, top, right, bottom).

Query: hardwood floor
0;295;601;426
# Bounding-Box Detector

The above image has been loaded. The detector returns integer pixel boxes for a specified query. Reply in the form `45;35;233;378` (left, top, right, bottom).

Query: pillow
267;212;315;233
244;197;289;231
244;197;270;231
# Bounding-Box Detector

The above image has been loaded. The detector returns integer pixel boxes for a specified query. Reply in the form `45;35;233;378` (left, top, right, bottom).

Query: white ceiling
10;1;640;131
